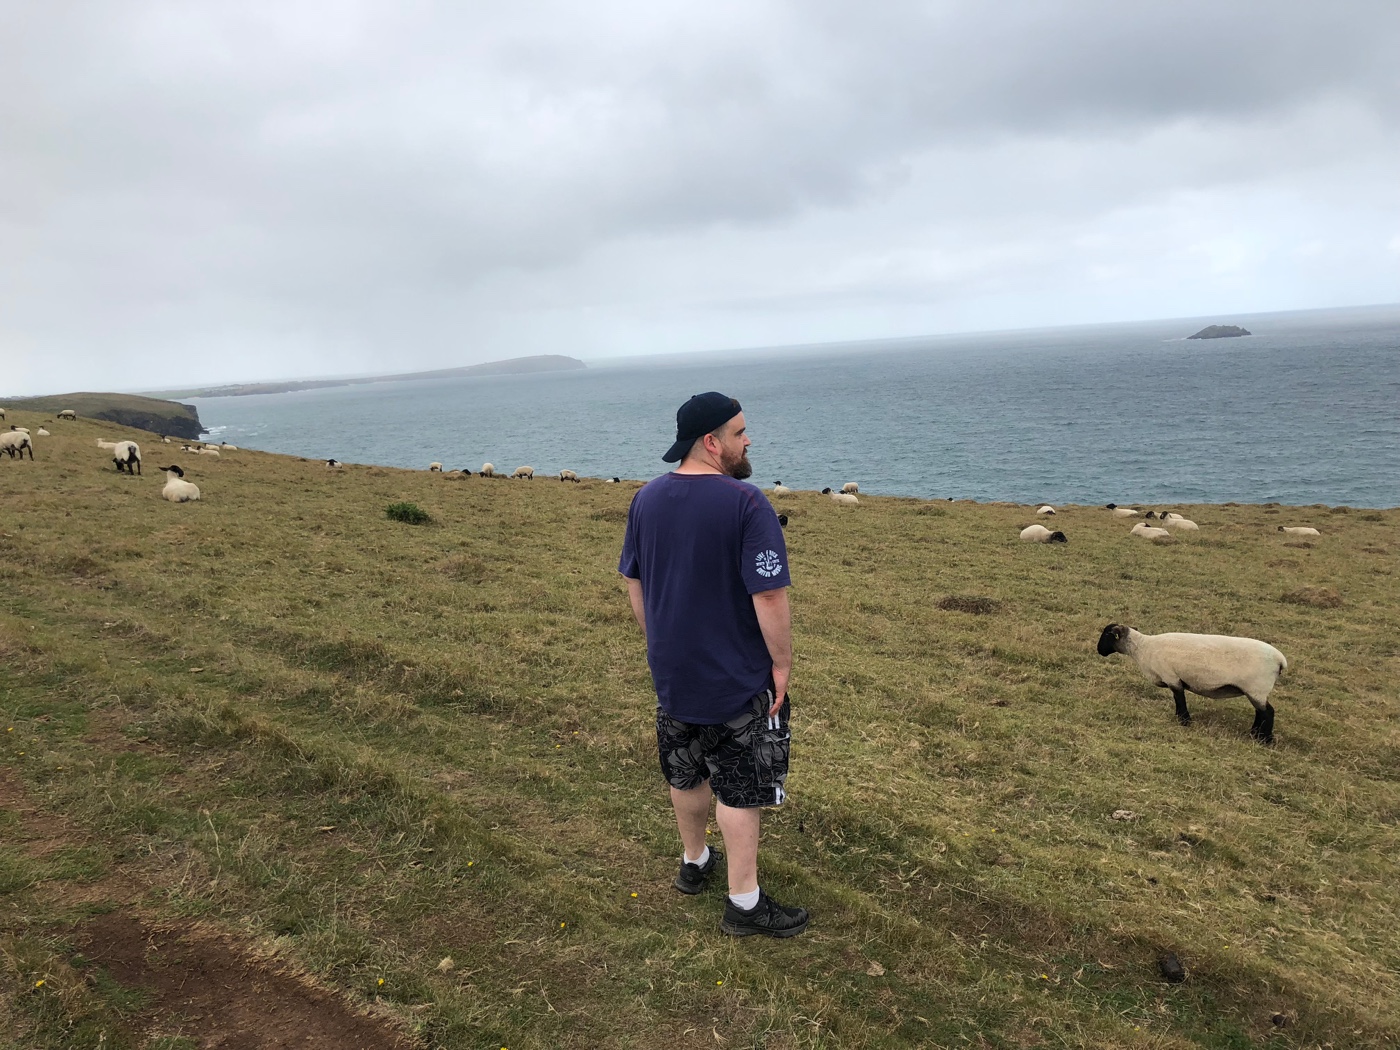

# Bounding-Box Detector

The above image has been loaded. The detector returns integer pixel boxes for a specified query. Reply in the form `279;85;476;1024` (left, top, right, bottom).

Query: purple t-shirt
619;472;791;724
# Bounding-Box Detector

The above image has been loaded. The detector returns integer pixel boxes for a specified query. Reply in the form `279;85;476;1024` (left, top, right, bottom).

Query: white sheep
198;447;221;457
512;465;535;479
604;476;621;483
0;408;5;420
326;459;343;470
97;439;118;450
1161;517;1199;532
1020;524;1067;543
1036;505;1056;516
57;409;76;420
0;430;34;459
821;488;858;505
558;469;580;482
111;440;142;475
157;464;201;502
10;426;28;434
1112;508;1139;518
1130;522;1171;538
219;442;238;450
480;463;496;477
772;481;792;496
429;462;443;472
1278;526;1320;537
1160;512;1185;521
841;482;859;495
36;427;50;437
1097;623;1287;743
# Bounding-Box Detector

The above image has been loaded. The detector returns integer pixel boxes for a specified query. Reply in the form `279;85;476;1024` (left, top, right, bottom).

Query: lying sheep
36;427;50;437
1097;623;1287;743
841;482;859;495
1036;505;1056;516
1112;508;1139;518
0;430;33;459
1020;524;1067;543
1279;526;1320;537
821;488;858;505
157;464;200;502
480;463;496;477
772;481;792;496
326;459;343;469
558;469;580;482
604;476;621;483
197;447;220;457
219;442;238;451
112;440;142;475
10;426;28;434
512;465;535;479
429;462;443;472
1130;522;1171;538
1161;517;1198;532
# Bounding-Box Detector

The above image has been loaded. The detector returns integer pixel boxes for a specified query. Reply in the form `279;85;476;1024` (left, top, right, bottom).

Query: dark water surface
191;304;1400;507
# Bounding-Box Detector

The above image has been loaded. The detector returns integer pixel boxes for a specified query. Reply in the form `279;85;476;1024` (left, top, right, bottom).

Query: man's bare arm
623;576;646;637
752;586;791;716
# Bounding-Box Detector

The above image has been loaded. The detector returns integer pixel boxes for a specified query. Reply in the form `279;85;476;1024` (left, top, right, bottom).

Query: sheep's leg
1250;703;1275;745
1171;687;1191;726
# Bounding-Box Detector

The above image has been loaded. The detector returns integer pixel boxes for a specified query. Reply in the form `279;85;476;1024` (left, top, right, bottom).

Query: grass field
2;409;1398;1049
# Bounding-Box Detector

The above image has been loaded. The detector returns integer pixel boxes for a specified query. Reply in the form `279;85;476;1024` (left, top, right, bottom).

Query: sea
189;304;1400;508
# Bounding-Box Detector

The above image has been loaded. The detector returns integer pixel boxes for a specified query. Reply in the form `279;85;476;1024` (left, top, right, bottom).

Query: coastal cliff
2;392;204;439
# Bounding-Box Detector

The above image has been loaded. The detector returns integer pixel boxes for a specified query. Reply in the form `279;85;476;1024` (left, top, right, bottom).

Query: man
618;391;809;938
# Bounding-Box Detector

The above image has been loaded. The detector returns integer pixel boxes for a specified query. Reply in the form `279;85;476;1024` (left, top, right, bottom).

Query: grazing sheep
0;430;34;459
157;464;201;503
1112;508;1139;518
480;463;496;477
429;462;443;472
1279;526;1320;537
57;409;76;420
111;440;142;475
1096;623;1287;743
35;427;50;437
0;408;5;420
1036;505;1056;516
512;465;535;479
1020;524;1067;543
1161;517;1199;532
822;488;859;505
1130;522;1171;538
772;481;792;496
326;459;343;469
841;482;860;495
558;469;580;482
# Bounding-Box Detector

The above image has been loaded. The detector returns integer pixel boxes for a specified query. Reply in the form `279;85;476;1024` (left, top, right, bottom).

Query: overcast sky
3;1;1398;395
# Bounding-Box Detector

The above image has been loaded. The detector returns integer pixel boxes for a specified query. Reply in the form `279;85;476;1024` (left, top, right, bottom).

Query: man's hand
623;576;646;636
752;587;791;716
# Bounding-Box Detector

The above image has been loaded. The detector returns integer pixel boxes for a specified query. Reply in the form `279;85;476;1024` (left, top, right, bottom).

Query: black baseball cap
662;392;742;463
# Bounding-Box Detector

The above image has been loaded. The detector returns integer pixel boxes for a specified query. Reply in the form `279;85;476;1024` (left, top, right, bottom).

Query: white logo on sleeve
754;549;783;578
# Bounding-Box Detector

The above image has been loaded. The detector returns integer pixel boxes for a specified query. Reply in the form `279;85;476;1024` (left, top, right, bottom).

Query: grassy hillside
2;393;203;440
2;406;1398;1049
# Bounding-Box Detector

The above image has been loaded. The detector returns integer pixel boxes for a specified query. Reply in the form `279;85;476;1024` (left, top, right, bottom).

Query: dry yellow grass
2;407;1398;1048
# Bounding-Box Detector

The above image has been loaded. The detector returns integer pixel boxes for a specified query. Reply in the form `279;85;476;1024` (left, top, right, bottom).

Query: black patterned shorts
656;689;791;809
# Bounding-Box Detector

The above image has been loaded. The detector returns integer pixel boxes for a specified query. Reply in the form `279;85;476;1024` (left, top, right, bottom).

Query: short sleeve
740;495;791;594
618;493;641;579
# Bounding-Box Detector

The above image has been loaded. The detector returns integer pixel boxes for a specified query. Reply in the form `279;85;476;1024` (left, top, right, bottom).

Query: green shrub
385;501;431;525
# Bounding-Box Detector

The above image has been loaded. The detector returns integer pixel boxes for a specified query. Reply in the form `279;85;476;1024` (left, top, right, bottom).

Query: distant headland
145;354;587;399
1188;325;1251;339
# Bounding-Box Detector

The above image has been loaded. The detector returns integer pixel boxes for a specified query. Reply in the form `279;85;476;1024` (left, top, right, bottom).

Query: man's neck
674;456;723;476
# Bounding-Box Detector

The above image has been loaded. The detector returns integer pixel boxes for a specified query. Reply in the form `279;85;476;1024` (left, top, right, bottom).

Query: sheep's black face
778;514;788;528
821;487;832;494
1097;623;1126;656
1105;503;1117;509
1049;531;1067;543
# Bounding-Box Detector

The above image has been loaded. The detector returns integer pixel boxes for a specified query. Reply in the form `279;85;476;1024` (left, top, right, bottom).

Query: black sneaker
673;849;724;895
720;890;810;938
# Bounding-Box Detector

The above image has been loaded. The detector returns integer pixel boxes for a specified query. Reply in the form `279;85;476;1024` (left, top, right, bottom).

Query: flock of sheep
4;411;1318;746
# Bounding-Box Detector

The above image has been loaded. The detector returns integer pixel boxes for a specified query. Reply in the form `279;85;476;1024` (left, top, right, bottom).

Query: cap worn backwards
662;392;742;463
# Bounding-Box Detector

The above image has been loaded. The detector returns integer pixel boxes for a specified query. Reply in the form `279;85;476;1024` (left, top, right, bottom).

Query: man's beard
721;447;752;480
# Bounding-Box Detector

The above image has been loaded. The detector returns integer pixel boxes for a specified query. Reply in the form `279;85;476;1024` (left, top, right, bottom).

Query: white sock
683;845;710;867
729;886;761;911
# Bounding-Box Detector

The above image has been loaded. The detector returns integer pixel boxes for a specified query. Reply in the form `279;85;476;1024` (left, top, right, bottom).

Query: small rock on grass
1112;810;1138;822
437;957;454;972
1157;952;1186;983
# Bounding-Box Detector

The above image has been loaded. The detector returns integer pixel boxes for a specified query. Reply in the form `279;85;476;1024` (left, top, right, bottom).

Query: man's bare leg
671;784;712;860
714;801;760;895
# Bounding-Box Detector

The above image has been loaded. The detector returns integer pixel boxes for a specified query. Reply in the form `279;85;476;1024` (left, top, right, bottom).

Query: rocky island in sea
1188;324;1251;339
